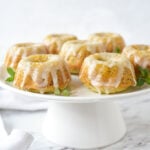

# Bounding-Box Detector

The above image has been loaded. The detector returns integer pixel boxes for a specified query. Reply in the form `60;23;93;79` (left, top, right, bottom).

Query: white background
0;1;150;149
0;0;150;61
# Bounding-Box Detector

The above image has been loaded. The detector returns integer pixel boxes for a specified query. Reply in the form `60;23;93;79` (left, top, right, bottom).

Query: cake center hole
95;56;106;61
133;45;149;51
16;43;33;48
31;55;48;62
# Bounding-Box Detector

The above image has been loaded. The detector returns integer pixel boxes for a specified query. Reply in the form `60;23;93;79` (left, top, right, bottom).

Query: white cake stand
0;65;150;149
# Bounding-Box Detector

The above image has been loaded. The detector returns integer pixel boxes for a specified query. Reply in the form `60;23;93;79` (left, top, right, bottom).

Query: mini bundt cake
13;54;71;93
43;34;77;54
88;32;125;52
59;40;105;74
79;53;136;94
4;43;48;70
123;44;150;70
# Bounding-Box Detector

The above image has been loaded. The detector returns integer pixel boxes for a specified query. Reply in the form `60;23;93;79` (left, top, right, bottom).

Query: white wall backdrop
0;0;150;61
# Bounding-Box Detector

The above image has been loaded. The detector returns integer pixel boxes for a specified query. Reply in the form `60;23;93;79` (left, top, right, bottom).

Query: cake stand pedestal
42;101;126;149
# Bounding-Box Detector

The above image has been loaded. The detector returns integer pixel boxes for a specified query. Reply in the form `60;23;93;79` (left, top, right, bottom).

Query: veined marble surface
1;95;150;150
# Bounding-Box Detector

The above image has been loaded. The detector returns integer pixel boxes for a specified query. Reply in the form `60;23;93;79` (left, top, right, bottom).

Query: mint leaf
7;67;15;77
61;89;70;96
54;88;61;95
54;88;70;96
136;77;145;86
145;77;150;85
5;67;15;82
138;66;149;77
114;47;121;53
136;67;150;86
6;77;14;82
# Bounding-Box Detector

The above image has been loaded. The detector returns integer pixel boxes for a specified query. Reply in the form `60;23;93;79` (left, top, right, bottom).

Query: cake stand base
42;101;126;149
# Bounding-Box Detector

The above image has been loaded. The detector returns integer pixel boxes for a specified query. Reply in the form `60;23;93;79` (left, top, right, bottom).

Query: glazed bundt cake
79;52;136;94
123;44;150;70
59;40;105;74
88;32;125;52
43;34;77;54
4;43;48;70
13;54;71;93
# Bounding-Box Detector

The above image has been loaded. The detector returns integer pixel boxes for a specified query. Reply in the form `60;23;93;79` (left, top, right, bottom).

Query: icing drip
61;40;105;61
60;67;66;81
86;42;105;53
88;33;124;51
51;68;59;88
7;43;48;68
15;55;70;93
83;53;136;90
63;41;84;60
123;45;150;68
44;34;77;51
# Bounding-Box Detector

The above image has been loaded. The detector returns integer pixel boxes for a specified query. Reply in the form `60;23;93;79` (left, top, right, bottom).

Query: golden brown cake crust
59;40;105;74
43;34;77;54
13;54;71;93
88;32;125;52
79;53;136;94
123;45;150;71
4;43;48;70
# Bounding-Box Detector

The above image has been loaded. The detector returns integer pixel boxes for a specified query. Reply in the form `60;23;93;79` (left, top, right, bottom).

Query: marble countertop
1;95;150;150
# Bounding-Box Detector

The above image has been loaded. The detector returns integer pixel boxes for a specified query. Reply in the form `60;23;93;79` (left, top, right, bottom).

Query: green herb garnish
138;66;149;77
5;67;15;82
136;66;150;86
54;88;70;96
54;88;61;95
136;77;145;86
61;88;70;96
114;47;121;53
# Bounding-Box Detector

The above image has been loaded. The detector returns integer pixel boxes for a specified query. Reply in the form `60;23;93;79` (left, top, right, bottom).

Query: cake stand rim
0;65;150;103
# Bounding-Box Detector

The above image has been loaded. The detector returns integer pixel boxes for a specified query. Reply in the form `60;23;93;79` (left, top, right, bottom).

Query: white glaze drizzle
88;33;123;52
82;53;136;92
60;40;105;61
7;43;48;68
44;34;77;51
14;55;70;93
123;45;150;68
